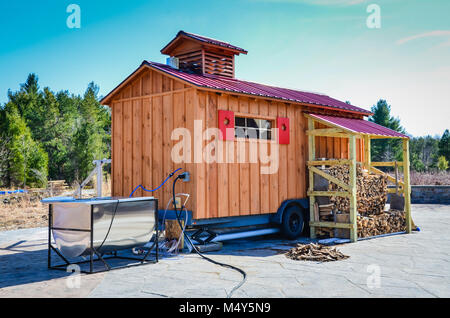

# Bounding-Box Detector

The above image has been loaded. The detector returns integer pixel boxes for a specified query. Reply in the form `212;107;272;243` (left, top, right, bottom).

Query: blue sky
0;0;449;137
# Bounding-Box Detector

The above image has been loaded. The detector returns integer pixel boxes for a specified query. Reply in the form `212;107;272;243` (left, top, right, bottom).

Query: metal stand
191;228;218;245
48;200;159;274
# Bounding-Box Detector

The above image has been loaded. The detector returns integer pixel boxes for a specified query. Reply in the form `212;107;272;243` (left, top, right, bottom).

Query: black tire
281;205;305;239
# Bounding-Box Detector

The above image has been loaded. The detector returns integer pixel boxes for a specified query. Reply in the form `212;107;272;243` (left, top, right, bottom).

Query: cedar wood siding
108;67;365;220
109;68;196;213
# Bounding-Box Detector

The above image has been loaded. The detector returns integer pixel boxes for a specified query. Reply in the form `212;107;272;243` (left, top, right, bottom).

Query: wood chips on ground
285;243;350;262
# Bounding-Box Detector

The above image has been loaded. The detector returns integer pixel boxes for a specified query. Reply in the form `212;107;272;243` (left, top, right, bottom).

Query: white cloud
397;30;450;45
435;39;450;49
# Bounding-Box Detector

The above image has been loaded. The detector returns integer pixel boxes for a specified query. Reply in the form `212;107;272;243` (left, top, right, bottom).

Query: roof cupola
161;30;247;78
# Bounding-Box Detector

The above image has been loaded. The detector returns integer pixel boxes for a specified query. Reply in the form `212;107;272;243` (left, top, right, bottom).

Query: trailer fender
271;199;309;225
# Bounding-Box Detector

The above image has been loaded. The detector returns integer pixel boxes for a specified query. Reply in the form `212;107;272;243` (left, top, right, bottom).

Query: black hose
96;200;120;253
172;175;247;298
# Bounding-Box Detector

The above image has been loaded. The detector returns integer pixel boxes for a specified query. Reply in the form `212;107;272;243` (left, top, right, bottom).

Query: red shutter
277;117;290;144
218;110;235;141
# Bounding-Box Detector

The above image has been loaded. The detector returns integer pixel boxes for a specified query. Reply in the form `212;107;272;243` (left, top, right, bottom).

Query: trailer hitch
191;228;218;245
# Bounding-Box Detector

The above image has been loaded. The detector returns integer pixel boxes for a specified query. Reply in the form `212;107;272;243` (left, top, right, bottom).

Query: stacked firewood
314;202;334;220
357;210;406;238
316;227;335;237
312;164;406;239
285;243;349;262
327;164;388;216
47;180;70;196
329;210;406;238
314;202;335;237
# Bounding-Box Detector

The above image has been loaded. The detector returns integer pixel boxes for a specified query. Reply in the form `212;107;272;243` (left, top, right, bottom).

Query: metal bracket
191;228;218;245
74;158;111;199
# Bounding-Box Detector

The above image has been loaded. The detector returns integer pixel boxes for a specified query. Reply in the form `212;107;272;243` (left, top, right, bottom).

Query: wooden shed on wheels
100;31;411;242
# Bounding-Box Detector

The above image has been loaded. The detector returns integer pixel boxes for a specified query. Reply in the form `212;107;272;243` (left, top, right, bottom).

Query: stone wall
388;186;450;204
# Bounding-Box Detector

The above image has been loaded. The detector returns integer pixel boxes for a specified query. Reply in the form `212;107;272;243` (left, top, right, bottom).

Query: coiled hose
172;173;247;298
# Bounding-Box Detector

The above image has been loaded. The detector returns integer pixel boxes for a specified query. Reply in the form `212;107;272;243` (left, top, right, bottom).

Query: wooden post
403;139;412;233
308;118;316;239
364;135;371;170
349;135;358;242
165;220;184;249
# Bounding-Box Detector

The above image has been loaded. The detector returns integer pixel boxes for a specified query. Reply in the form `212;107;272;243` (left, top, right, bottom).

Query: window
235;117;272;140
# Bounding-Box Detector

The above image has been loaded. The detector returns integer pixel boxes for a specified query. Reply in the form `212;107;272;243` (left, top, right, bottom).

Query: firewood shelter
306;113;411;242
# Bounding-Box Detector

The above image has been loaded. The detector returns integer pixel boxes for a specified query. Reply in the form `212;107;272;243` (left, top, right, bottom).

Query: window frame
234;115;274;141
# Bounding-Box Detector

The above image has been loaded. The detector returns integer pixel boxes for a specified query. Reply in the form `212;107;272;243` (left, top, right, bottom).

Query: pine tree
368;100;406;162
38;88;70;180
4;104;48;187
1;74;111;186
8;73;42;121
0;133;11;187
55;90;80;181
70;82;109;182
439;129;450;162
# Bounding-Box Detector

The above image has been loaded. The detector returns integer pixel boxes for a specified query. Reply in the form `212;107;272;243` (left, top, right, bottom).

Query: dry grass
387;171;450;186
410;171;450;185
0;196;48;231
98;177;112;197
0;176;112;232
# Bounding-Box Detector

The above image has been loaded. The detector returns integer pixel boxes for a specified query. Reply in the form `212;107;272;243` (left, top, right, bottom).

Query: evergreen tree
410;152;426;172
55;90;80;181
7;73;42;121
4;104;48;187
38;88;70;180
3;75;111;185
69;82;109;183
439;129;450;162
0;133;11;186
368;100;406;162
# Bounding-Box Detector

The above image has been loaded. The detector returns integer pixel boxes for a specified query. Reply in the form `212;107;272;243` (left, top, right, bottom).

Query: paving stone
1;204;450;297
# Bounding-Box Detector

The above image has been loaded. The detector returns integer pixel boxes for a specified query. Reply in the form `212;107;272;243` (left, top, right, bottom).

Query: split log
357;210;406;238
315;227;335;237
285;243;349;262
327;164;388;216
330;211;406;239
312;164;397;238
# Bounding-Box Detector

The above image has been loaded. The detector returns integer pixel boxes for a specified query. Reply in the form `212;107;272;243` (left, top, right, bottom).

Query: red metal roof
309;114;409;138
161;31;248;55
145;61;372;115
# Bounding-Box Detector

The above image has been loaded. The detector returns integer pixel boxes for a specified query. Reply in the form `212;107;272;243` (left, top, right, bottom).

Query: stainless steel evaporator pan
45;197;157;258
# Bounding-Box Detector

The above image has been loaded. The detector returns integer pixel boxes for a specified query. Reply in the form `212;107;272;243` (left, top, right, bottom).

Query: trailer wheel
281;205;305;239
